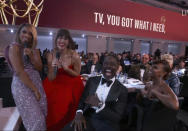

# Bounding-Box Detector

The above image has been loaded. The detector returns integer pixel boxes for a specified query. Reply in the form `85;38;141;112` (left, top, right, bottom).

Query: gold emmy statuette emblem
0;0;44;27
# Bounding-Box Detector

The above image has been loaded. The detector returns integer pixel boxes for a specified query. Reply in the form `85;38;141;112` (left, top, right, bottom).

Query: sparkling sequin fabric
5;44;47;131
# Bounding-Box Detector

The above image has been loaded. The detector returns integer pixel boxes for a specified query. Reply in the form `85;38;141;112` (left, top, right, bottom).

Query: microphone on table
54;51;61;76
24;42;30;63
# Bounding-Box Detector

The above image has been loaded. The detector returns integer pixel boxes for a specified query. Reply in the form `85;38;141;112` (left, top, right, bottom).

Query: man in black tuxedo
63;55;128;131
84;53;102;74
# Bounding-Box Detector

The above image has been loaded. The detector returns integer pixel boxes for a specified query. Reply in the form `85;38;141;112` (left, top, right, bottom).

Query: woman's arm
63;51;81;77
149;82;179;110
9;45;40;100
30;49;42;71
46;52;57;81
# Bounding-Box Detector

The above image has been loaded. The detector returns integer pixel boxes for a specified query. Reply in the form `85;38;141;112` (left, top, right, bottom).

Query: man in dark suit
63;55;128;131
85;53;102;74
128;54;151;82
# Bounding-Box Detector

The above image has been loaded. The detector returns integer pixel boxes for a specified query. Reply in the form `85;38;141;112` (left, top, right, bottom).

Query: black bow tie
101;78;113;87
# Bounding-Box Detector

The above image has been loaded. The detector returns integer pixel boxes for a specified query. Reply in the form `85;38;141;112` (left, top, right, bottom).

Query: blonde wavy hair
15;23;37;49
161;54;173;67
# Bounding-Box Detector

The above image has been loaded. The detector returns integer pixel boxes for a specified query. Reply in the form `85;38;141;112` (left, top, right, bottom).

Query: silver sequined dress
5;43;47;131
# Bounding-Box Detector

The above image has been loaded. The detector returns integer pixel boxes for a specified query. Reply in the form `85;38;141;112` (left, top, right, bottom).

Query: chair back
142;101;177;131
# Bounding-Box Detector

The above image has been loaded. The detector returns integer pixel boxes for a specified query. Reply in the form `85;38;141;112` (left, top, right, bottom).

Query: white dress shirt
77;75;116;114
96;75;115;102
140;69;145;81
91;65;96;74
94;75;115;113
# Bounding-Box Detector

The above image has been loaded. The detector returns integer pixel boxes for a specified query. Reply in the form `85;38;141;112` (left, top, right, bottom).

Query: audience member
4;23;47;130
128;54;151;82
63;55;128;131
161;54;180;96
83;53;102;74
43;29;84;130
140;60;179;110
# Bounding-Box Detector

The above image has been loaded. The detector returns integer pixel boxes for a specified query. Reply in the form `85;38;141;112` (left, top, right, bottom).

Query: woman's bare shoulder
9;44;20;52
71;50;80;59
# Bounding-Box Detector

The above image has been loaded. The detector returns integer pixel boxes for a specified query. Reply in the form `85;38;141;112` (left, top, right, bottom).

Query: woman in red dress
43;29;84;131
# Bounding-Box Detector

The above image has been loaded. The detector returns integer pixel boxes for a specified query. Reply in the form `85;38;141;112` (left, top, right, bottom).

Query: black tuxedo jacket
77;76;128;126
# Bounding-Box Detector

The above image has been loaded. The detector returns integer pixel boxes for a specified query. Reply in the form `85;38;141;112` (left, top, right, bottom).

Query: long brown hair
54;29;75;50
15;23;37;49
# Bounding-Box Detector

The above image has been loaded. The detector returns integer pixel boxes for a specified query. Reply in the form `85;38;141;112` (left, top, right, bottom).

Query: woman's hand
147;88;158;99
61;61;69;71
47;53;53;64
24;48;33;59
33;88;41;101
140;82;152;97
52;59;61;68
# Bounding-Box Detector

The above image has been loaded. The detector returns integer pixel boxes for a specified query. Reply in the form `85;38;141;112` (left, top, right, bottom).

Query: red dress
43;65;84;131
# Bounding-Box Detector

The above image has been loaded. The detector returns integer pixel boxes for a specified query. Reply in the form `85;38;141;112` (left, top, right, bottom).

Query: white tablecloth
81;74;145;89
123;78;145;89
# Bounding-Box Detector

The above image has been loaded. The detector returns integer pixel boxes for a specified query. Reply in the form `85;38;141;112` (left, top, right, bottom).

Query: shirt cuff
92;106;98;110
96;103;105;113
76;110;83;114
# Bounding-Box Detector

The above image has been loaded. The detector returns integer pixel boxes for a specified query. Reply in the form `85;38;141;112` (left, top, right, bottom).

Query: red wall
2;0;188;42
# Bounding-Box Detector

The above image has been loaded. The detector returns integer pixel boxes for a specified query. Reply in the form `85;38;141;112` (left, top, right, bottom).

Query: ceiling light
49;32;53;36
10;29;14;33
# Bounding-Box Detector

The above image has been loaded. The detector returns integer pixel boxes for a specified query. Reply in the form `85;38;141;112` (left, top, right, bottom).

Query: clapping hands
140;82;157;99
51;58;61;68
24;48;33;58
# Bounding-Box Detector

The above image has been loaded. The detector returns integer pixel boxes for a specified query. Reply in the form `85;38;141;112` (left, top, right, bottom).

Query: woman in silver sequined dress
4;24;47;131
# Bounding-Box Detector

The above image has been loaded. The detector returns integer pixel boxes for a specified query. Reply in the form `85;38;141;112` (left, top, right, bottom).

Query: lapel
106;80;121;102
88;76;101;95
95;62;100;71
86;61;92;73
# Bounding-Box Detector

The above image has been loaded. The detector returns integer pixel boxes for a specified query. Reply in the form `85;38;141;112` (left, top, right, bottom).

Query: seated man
83;53;102;74
128;54;151;83
161;54;180;96
63;55;128;131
